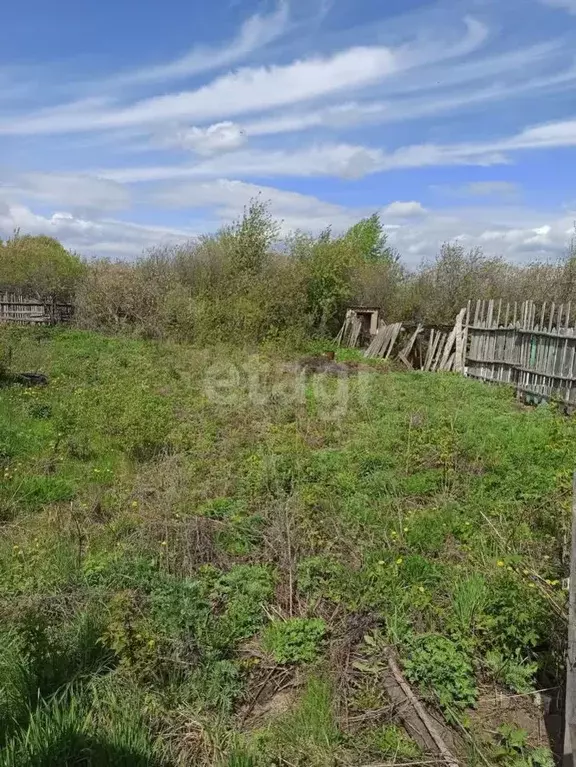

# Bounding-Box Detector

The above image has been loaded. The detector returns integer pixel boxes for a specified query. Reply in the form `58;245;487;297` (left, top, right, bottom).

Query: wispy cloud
464;181;520;197
105;1;290;88
0;16;489;137
0;172;131;213
539;0;576;13
0;203;196;258
94;116;576;183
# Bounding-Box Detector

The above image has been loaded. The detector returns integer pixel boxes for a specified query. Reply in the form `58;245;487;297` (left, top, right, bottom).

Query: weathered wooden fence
0;293;74;325
465;299;576;405
338;300;576;404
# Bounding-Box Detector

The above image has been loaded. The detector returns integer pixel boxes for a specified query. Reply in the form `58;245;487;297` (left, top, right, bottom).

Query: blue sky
0;0;575;264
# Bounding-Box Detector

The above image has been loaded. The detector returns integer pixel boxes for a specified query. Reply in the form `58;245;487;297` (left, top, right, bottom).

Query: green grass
0;326;569;765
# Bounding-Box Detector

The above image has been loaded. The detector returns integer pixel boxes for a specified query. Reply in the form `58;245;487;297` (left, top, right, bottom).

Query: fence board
0;293;73;325
464;299;576;404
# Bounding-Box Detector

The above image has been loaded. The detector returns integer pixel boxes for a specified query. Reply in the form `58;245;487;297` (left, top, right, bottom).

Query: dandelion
418;586;425;593
377;560;385;566
131;500;138;508
396;557;403;565
528;583;536;589
497;560;505;567
161;541;167;546
403;527;409;532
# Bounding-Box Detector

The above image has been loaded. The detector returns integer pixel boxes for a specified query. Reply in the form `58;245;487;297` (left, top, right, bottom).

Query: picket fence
338;300;576;404
0;293;74;325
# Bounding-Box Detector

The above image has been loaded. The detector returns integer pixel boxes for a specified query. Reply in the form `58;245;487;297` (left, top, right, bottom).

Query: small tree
222;197;280;277
344;213;398;264
0;232;84;300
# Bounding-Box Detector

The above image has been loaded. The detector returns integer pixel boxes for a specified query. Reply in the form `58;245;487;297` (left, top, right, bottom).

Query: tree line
2;201;576;343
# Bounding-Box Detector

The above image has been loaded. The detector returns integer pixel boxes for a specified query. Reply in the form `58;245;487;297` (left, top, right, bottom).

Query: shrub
403;634;477;716
0;233;84;300
262;618;326;664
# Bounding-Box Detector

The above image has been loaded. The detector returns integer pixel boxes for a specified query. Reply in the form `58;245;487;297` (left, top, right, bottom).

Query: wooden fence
338;300;576;404
337;308;467;373
465;299;576;405
0;293;74;325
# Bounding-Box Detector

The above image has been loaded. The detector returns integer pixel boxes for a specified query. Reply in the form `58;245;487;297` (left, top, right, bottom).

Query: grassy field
0;327;572;766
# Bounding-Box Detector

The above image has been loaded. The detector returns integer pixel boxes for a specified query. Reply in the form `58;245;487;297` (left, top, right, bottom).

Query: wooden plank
431;333;447;372
454;308;466;374
397;323;423;369
384;322;403;359
424;329;435;371
425;330;443;372
439;323;458;371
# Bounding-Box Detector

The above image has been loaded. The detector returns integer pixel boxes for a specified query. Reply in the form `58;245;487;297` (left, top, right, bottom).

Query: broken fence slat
384;322;403;359
397;323;424;369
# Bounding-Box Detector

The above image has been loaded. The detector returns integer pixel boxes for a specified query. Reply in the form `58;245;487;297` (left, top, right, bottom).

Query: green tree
0;232;84;299
344;213;398;264
295;229;361;334
222;197;280;276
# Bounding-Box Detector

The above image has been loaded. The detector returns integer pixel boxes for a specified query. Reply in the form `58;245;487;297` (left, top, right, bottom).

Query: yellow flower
396;557;403;565
161;541;167;546
528;583;536;588
497;560;505;567
377;560;385;566
131;500;138;508
418;586;425;593
403;527;409;532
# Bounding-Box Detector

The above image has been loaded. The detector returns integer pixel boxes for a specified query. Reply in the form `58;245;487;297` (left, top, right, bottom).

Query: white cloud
383;201;428;218
464;181;520;197
506;118;576;149
540;0;576;13
173;122;247;155
97;138;511;185
97;115;576;183
0;16;492;137
0;172;131;213
104;2;290;87
241;64;576;139
0;203;195;258
98;144;391;183
386;204;575;263
0;46;399;135
152;177;357;233
1;192;574;266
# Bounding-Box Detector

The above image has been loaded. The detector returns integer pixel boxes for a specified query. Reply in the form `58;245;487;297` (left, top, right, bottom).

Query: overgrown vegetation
4;200;575;344
0;326;569;764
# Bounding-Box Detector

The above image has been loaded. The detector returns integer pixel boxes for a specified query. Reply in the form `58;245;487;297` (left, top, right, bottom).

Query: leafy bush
262;618;326;664
0;233;84;300
492;724;554;766
403;634;477;715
